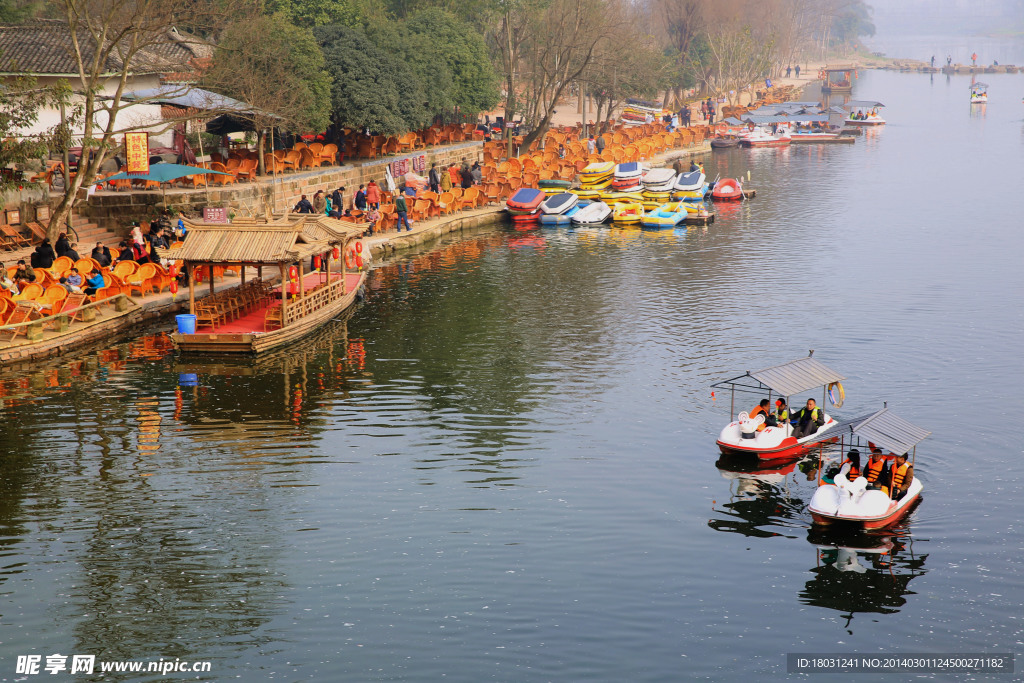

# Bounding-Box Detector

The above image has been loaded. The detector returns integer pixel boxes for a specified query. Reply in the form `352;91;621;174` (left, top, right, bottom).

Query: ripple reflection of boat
708;454;811;539
800;529;928;624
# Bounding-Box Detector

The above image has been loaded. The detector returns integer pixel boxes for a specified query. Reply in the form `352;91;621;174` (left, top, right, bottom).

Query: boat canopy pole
730;385;735;422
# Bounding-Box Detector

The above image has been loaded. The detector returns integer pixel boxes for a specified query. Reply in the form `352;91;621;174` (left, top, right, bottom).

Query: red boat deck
195;272;361;334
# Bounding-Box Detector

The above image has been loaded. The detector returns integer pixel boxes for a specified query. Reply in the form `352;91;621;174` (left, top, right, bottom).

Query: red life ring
355;241;363;254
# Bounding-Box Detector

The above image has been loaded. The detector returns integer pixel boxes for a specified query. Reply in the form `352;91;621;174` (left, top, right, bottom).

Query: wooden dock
684;212;715;226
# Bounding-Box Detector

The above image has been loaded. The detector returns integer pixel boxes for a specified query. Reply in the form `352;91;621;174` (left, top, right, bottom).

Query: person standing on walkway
365;180;381;210
785;65;791;78
971;52;977;65
930;55;935;67
596;134;606;154
428;163;441;193
794;64;800;78
394;193;411;231
947;55;952;66
440;165;453;192
354;184;367;211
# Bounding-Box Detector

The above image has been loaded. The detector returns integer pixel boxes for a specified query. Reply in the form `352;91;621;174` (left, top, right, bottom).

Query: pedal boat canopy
712;354;846;417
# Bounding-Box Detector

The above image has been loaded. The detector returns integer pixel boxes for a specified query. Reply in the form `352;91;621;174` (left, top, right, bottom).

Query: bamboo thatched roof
173;215;364;264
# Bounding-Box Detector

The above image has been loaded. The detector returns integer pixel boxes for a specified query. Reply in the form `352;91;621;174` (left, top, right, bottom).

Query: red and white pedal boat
711;352;846;460
807;408;930;529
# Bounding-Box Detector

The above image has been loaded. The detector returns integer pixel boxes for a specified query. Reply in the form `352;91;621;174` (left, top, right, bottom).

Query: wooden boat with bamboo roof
170;214;366;355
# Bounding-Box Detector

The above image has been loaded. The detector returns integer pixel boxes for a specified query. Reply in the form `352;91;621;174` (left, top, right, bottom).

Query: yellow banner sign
125;132;149;173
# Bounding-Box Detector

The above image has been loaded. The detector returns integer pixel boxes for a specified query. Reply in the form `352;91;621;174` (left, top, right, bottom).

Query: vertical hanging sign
125;132;150;173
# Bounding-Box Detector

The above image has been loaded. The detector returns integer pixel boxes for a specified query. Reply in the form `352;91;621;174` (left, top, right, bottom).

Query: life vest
842;459;860;480
798;406;820;423
891;461;910;491
865;458;885;483
749;405;768;431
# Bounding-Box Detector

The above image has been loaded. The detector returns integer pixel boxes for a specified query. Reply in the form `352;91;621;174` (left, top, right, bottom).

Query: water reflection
801;529;929;631
707;454;815;539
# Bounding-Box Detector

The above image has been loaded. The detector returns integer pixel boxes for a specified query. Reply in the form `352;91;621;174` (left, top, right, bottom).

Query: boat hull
172;272;365;355
716;418;838;460
809;479;923;529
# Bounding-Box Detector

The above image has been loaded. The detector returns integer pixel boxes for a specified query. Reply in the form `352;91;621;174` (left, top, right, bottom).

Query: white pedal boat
807;408;930;529
711;353;846;460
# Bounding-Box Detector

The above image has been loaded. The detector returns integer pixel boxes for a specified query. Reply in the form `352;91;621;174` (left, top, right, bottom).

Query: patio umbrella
100;163;233;184
98;163;234;206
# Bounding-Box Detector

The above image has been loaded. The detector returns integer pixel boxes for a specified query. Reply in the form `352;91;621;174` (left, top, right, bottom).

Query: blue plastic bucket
176;314;197;334
178;373;198;387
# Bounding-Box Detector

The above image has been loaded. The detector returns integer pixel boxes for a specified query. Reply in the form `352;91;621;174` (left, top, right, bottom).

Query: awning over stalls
843;100;885;109
121;86;254;113
172;215;364;264
799;408;931;455
712;355;846;397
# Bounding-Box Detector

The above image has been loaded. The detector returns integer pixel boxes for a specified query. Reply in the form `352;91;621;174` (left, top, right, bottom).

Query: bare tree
45;0;240;239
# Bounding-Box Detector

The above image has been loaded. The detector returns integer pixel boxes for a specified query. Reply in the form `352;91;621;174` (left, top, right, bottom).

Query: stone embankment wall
81;141;484;234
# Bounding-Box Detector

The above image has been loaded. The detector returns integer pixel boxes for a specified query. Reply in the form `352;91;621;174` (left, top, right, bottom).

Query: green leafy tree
315;24;428;134
0;74;58;193
205;13;332;173
264;0;384;28
401;8;499;116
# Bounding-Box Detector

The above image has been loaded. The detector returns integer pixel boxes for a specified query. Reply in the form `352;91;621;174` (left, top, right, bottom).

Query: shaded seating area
170;214;365;341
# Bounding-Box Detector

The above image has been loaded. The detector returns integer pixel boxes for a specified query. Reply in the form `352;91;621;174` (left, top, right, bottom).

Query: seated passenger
84;270;105;296
839;448;861;480
767;398;788;427
792;398;825;439
889;453;913;500
864;447;890;493
748;399;770;431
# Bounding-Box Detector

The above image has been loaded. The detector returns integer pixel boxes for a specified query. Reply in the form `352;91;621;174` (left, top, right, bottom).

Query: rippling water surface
2;69;1024;681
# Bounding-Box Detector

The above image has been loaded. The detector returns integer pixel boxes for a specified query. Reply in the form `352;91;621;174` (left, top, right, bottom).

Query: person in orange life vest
839;448;861;480
864;446;890;493
889;453;913;500
792;398;825;439
748;399;770;431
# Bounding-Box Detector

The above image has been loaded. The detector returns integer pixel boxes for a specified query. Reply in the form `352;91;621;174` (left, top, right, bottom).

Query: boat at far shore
740;125;792;147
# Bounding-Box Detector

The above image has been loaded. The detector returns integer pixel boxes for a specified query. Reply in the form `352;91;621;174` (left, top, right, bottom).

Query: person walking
785;65;792;78
596;134;605;154
794;64;800;78
971;52;977;66
394;193;411;231
930;55;935;68
354;184;367;211
440;165;453;192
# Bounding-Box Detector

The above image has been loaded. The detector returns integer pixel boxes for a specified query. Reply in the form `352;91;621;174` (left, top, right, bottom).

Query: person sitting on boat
889;453;914;500
864;447;890;493
748;399;770;431
689;161;701;173
792;398;825;439
766;398;788;427
839;448;862;480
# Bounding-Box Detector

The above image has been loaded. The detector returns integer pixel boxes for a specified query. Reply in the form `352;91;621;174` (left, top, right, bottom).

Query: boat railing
283;276;344;327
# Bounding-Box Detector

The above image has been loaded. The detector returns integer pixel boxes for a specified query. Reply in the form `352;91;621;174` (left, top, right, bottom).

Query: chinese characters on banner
391;155;427;178
124;132;149;174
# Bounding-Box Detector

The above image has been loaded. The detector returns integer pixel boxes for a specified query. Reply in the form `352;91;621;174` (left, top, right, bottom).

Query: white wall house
0;20;213;151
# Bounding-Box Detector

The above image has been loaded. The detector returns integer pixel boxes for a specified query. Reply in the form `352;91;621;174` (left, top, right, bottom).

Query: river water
2;68;1023;681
